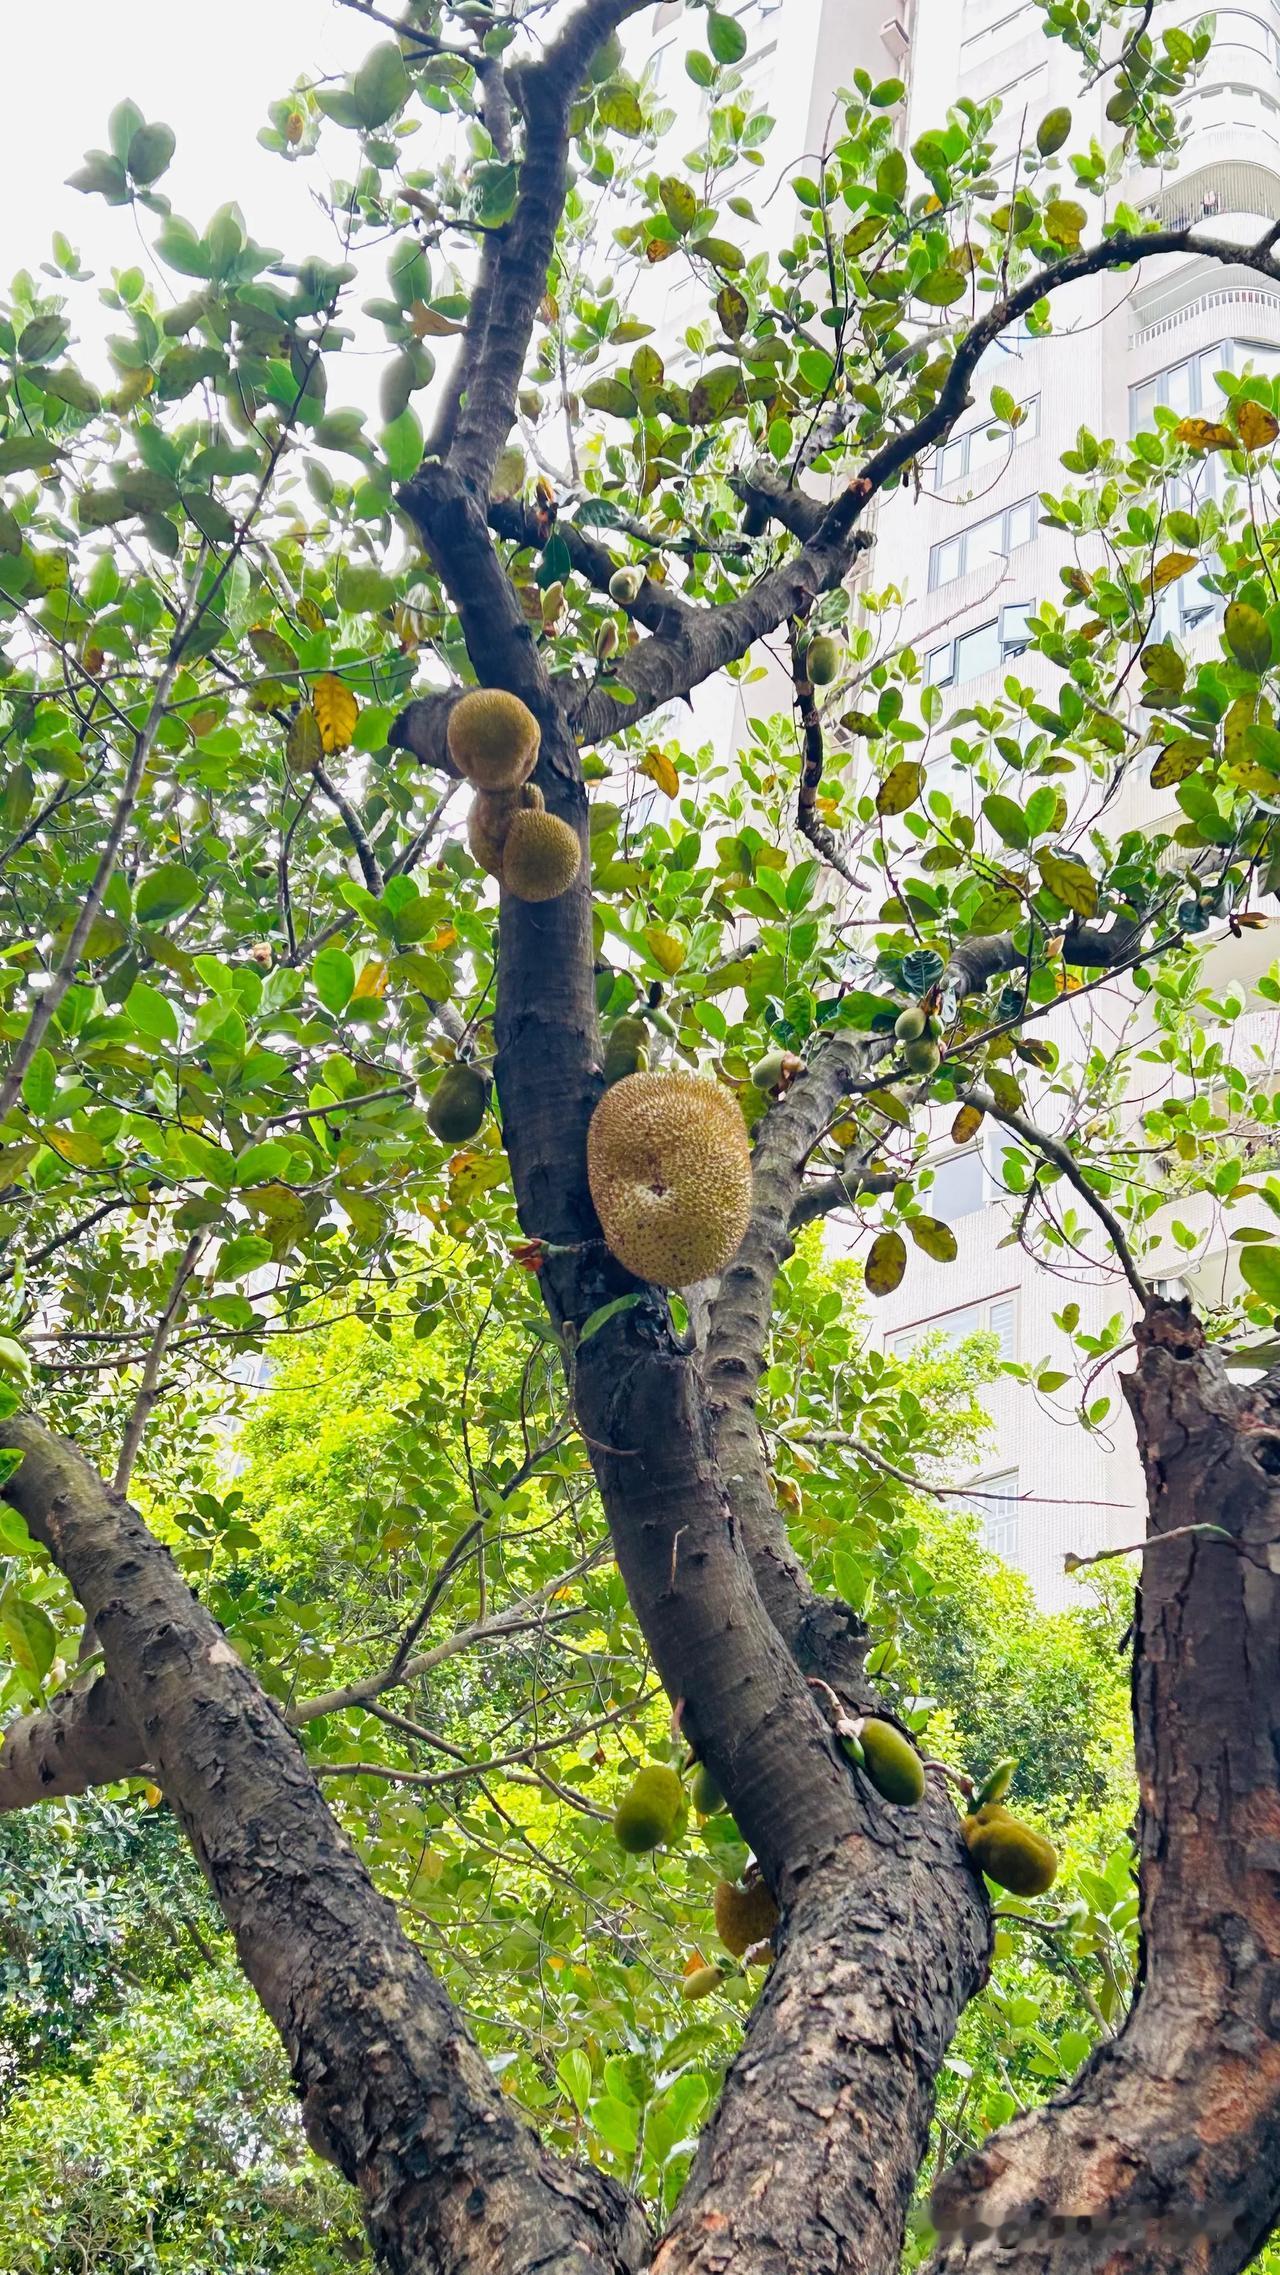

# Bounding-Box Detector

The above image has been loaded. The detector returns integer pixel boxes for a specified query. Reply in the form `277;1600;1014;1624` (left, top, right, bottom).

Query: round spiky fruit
857;1719;925;1807
587;1071;752;1287
447;688;540;791
468;783;543;878
502;807;582;902
426;1062;490;1145
613;1763;686;1854
713;1873;778;1961
806;634;842;685
894;1006;926;1043
962;1804;1058;1896
691;1763;726;1816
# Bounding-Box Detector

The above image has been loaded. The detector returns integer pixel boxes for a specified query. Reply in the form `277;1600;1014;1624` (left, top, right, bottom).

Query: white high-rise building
864;0;1280;1604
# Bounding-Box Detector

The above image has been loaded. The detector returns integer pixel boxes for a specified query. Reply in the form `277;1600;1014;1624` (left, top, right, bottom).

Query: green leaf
0;1590;56;1682
1225;601;1273;674
982;793;1029;850
136;863;203;926
876;762;924;816
1038;852;1098;919
313;947;355;1012
1035;106;1072;155
234;1141;293;1188
877;149;907;201
659;177;698;234
558;2047;593;2115
336;563;396;615
688;366;743;425
865;1228;907;1296
21;1049;56;1119
579;1294;643;1345
581;377;637;420
914;269;966;307
1240;1244;1280;1307
352;42;410;129
706;8;748;63
125;982;179;1044
380;406;424;482
126;120;177;183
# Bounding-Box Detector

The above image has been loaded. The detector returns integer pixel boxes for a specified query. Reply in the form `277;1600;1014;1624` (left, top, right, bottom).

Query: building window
889;1295;1018;1364
935;394;1039;488
925;601;1033;689
929;496;1037;590
928;1148;986;1222
1130;337;1280;435
964;1468;1021;1559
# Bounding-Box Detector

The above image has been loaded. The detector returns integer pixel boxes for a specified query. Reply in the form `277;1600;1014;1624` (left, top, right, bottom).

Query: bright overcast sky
0;3;371;309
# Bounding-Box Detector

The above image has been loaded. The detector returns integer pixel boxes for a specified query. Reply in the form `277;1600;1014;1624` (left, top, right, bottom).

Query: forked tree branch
0;1413;648;2275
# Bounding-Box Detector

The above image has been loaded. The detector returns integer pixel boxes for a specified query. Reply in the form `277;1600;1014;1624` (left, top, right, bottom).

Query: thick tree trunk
0;1417;647;2275
932;1300;1280;2275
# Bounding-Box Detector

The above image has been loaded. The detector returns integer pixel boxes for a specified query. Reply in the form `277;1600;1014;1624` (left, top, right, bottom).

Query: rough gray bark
0;1415;647;2275
932;1300;1280;2273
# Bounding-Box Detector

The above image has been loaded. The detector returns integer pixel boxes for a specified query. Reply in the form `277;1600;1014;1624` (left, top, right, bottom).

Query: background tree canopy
0;1;1277;2270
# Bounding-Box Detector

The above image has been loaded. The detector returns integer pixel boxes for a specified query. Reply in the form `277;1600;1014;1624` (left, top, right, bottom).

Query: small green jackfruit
714;1873;778;1961
502;807;582;902
603;1015;649;1086
681;1963;723;2001
447;688;540;791
858;1719;925;1807
806;634;841;685
895;1007;926;1043
609;565;645;605
426;1062;489;1145
962;1804;1058;1896
902;1038;941;1078
613;1763;685;1853
691;1762;726;1816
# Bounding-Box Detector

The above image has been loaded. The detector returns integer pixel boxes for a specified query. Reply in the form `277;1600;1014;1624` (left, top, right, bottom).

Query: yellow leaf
876;761;925;817
1038;852;1098;919
908;1214;958;1262
313;672;359;755
297;597;326;634
44;1127;105;1168
409;301;465;338
144;1782;163;1807
1236;399;1280;452
951;1103;983;1144
351;958;388;1001
286;705;324;773
639;745;680;797
1148;550;1198;592
1150;737;1210;789
1172;416;1234;452
865;1228;907;1296
642;924;686;976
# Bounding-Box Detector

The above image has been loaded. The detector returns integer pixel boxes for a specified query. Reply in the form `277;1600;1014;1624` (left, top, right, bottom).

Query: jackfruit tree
0;2;1278;2271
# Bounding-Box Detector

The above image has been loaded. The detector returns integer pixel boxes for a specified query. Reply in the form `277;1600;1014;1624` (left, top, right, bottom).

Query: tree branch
965;1080;1150;1308
0;1413;647;2275
932;1301;1280;2275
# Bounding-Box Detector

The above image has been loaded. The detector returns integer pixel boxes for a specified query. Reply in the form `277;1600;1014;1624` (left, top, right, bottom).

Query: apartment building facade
864;0;1280;1604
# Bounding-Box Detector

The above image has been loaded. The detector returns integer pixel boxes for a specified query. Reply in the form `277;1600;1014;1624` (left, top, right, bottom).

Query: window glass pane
1166;361;1193;417
929;1149;986;1221
937;439;966;485
966;511;1006;572
988;1298;1017;1359
925;642;954;686
967;422;1005;474
931;536;964;588
955;619;1001;678
1005;497;1036;550
1001;600;1033;654
973;1470;1020;1558
1131;376;1158;434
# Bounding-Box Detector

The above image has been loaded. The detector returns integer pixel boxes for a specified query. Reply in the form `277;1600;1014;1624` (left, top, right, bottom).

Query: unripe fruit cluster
448;688;582;903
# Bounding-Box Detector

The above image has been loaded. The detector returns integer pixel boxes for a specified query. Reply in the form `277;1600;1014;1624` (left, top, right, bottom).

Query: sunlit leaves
313;675;359;755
